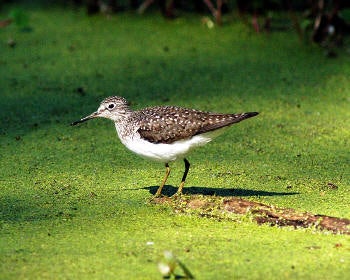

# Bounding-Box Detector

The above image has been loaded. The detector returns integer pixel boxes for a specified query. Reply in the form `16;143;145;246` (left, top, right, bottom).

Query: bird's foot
171;191;183;199
153;192;163;198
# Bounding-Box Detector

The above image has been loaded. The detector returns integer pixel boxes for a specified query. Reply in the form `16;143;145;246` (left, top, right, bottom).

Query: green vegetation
1;6;349;279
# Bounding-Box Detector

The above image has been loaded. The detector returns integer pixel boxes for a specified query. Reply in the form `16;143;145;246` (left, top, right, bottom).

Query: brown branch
0;18;12;28
153;196;350;234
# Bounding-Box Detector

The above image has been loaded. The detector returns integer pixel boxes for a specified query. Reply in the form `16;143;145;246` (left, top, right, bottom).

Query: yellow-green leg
155;163;170;197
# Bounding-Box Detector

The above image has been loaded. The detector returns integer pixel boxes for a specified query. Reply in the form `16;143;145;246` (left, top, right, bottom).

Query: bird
71;96;259;196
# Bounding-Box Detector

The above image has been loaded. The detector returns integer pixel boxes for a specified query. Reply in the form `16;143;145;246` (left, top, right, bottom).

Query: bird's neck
110;106;133;123
114;119;137;142
113;110;138;140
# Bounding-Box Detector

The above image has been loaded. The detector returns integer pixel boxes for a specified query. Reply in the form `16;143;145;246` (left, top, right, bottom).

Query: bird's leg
176;158;190;195
155;163;170;197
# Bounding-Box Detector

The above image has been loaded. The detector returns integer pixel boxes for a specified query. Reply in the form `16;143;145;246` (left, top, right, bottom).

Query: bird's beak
71;111;99;126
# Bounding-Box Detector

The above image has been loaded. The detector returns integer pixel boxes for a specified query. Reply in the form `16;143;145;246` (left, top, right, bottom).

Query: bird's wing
137;106;258;144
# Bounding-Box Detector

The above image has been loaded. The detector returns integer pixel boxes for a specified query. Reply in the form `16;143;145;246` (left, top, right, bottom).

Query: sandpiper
72;96;258;196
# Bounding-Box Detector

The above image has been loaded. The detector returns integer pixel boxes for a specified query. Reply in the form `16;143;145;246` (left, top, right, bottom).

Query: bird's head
71;96;131;126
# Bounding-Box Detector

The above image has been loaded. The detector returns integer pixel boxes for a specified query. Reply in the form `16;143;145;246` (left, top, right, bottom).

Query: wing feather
137;106;258;144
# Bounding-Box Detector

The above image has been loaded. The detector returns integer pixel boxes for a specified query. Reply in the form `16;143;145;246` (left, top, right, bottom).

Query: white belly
122;134;210;162
118;131;229;163
115;124;228;163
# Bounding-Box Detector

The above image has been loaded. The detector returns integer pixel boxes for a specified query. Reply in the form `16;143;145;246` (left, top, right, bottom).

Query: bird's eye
108;103;115;109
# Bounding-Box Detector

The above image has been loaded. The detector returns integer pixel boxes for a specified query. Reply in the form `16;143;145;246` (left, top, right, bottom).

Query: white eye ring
108;103;115;110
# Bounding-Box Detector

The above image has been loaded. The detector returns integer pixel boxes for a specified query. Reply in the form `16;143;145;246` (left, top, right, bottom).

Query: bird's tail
240;112;259;120
197;112;259;134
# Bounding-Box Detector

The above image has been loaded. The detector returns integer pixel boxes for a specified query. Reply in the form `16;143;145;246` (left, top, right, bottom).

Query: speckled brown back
136;106;258;144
